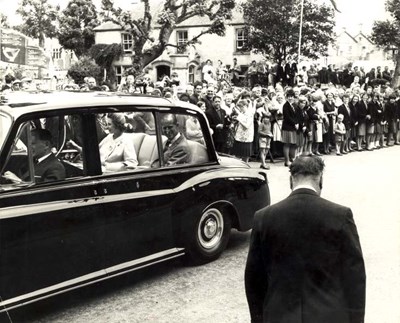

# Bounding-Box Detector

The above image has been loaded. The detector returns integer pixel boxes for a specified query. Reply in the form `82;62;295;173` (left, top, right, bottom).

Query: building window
52;48;61;59
188;65;195;84
122;33;133;53
236;28;248;51
115;66;127;85
176;30;188;53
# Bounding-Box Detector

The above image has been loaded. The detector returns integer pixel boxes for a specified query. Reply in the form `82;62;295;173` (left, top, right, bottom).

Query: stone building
93;0;264;86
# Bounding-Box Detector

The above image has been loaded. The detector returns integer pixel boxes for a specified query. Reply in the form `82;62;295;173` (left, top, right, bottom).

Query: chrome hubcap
204;218;217;238
198;208;224;249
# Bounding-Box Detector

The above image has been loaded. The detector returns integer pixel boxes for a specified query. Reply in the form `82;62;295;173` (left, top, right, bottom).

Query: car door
97;107;217;270
90;108;181;270
0;111;107;304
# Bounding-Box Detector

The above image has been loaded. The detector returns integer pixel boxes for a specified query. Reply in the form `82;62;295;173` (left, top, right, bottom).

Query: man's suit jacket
34;154;66;183
163;134;191;166
205;106;227;145
245;188;366;323
338;104;352;130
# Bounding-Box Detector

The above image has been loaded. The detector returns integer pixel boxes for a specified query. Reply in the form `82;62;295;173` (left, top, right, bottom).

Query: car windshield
0;113;12;150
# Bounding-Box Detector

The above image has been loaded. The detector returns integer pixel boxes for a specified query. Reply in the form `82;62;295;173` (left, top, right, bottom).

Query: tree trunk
392;52;400;89
38;34;45;80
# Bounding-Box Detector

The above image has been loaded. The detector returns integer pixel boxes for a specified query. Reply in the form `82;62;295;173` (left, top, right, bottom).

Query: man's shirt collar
293;184;317;193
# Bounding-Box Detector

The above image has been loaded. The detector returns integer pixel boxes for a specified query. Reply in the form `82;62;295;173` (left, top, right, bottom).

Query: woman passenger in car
99;113;138;171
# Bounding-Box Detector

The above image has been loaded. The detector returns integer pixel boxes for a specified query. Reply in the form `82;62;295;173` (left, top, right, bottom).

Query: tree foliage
242;0;335;63
16;0;59;47
67;56;102;85
89;43;122;84
100;0;235;76
371;0;400;87
0;13;10;29
58;0;99;58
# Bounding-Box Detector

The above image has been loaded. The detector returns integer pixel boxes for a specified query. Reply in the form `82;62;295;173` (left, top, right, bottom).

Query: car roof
0;91;202;118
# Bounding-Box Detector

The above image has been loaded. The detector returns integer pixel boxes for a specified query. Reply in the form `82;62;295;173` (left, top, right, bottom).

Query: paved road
8;146;400;323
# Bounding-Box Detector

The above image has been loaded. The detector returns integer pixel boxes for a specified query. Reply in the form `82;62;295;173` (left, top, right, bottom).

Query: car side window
97;112;156;173
155;112;209;168
0;122;31;187
0;114;86;189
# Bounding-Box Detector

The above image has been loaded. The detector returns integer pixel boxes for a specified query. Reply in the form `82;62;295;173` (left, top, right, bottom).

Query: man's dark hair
193;81;203;88
289;154;325;177
161;113;178;125
286;89;296;98
151;88;162;97
213;95;222;102
31;128;53;145
179;93;190;101
162;87;173;95
5;74;15;84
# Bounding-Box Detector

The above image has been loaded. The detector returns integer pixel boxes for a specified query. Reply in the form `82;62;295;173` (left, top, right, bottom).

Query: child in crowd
197;100;206;112
334;114;346;155
258;114;273;169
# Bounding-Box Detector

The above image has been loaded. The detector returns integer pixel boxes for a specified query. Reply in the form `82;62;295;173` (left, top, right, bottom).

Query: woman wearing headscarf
99;113;138;171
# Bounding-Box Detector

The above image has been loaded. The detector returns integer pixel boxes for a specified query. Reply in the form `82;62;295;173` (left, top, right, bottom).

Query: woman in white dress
270;92;285;142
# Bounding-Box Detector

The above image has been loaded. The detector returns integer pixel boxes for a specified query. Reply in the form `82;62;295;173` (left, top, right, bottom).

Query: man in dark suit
205;95;227;152
245;155;366;323
4;129;66;183
152;114;191;167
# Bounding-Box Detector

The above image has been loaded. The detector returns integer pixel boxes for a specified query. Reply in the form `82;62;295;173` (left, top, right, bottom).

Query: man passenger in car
151;114;191;167
4;129;66;183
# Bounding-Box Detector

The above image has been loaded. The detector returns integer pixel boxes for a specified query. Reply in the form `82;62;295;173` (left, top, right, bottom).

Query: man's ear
319;175;323;190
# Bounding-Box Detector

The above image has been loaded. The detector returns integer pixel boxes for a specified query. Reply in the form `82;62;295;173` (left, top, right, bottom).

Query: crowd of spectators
141;60;400;169
2;60;399;170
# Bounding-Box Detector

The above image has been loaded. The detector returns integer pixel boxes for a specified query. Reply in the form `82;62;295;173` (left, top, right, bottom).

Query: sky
0;0;391;36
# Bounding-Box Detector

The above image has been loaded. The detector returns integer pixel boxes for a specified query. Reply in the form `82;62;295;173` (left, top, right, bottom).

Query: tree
242;0;335;64
89;43;123;84
371;0;400;88
100;0;235;76
67;56;102;85
16;0;59;48
58;0;99;58
0;13;11;29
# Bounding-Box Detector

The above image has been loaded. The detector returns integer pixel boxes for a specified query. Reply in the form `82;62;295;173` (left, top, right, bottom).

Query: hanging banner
0;29;27;65
1;45;26;65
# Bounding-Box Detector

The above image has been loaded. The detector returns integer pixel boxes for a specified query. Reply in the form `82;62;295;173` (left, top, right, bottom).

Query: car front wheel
186;207;232;265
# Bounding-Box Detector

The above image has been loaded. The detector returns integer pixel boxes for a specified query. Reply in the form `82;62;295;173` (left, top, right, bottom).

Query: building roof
354;32;374;45
339;30;358;43
107;0;244;30
93;21;121;31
